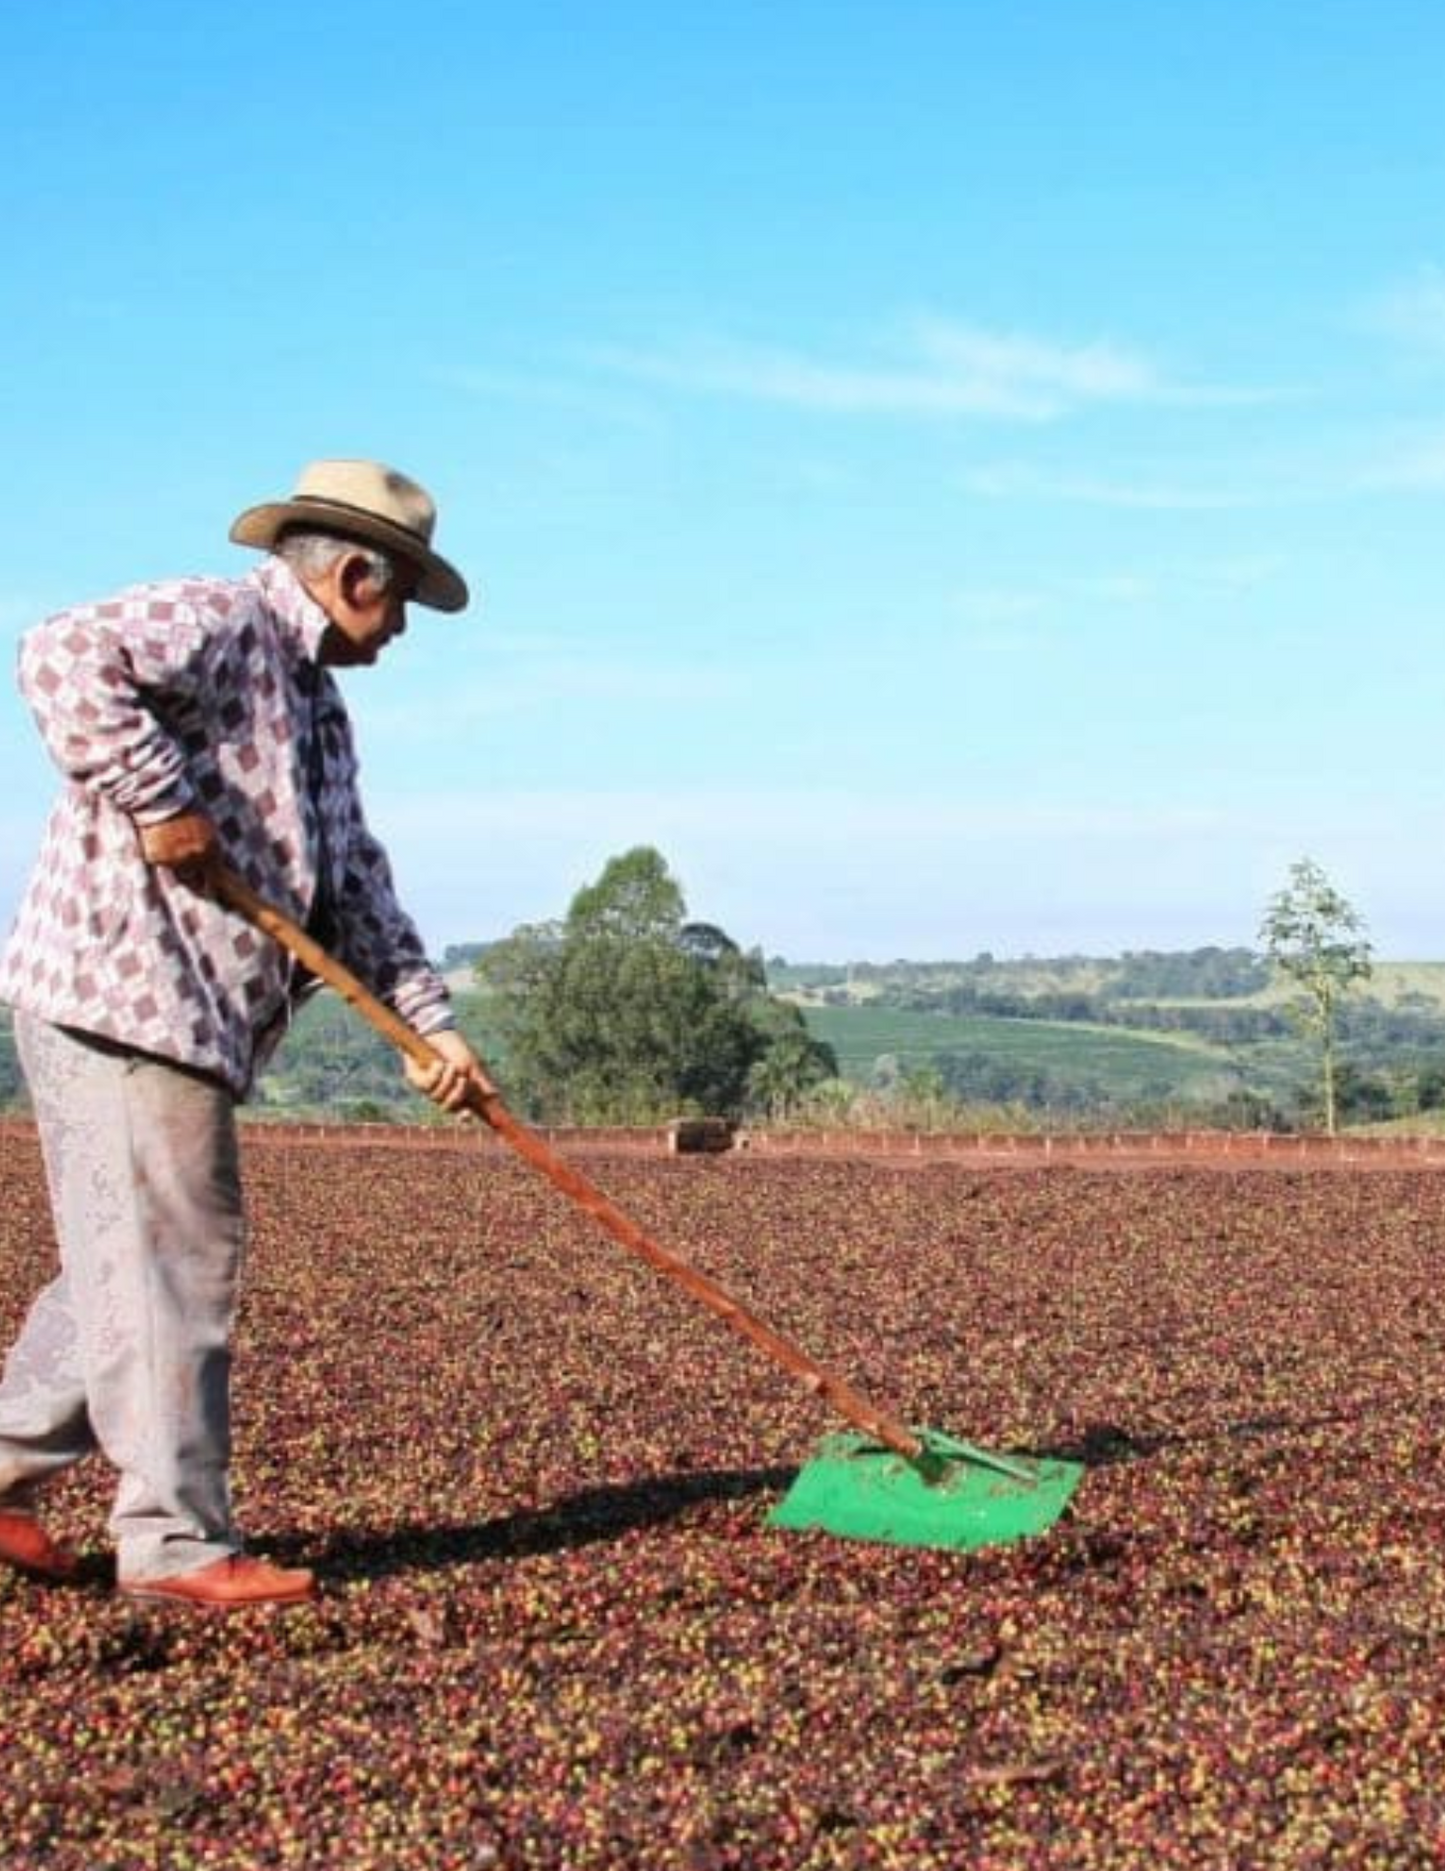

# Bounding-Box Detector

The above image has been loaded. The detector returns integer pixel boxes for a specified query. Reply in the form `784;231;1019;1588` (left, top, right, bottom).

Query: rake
216;868;1083;1553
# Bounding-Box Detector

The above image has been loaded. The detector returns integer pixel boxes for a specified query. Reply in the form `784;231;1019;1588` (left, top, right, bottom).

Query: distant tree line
1104;947;1273;1000
920;1045;1445;1133
895;983;1293;1043
893;991;1445;1053
440;941;490;972
792;946;1272;1001
866;945;1272;1016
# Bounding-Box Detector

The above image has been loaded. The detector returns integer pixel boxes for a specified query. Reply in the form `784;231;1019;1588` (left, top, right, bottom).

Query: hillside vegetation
775;949;1445;1129
6;948;1445;1130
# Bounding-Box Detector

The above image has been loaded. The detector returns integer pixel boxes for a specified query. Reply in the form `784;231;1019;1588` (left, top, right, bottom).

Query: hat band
286;493;433;551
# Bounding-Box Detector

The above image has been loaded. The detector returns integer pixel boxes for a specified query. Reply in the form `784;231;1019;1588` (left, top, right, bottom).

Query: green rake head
767;1428;1084;1552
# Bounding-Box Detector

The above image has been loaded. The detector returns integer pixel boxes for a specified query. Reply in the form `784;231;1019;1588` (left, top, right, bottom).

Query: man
0;460;493;1608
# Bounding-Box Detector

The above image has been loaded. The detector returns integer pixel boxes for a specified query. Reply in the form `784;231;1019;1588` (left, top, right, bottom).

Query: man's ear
336;550;380;608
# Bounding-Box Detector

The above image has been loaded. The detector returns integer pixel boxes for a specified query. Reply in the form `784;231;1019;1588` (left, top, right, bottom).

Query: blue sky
3;2;1444;960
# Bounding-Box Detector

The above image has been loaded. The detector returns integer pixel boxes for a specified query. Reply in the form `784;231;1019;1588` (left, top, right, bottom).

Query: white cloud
589;315;1266;424
591;333;1059;420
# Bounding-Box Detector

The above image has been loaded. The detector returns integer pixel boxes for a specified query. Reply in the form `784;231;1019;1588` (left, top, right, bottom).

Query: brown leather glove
137;812;223;892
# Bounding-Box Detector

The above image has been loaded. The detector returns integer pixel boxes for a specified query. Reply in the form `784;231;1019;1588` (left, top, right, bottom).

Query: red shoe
0;1508;81;1582
120;1554;316;1609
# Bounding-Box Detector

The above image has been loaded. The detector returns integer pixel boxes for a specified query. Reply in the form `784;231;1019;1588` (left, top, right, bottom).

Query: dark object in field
669;1117;736;1155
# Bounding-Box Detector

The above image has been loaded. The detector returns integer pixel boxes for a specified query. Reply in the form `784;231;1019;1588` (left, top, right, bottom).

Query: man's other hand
404;1028;499;1114
138;812;222;892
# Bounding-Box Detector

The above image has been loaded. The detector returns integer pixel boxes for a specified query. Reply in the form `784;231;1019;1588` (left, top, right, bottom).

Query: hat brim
229;499;469;613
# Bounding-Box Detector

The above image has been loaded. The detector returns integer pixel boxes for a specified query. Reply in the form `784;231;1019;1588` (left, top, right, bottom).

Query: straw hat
229;460;469;612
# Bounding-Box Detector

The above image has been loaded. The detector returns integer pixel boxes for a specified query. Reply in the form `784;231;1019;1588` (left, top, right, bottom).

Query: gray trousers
0;1014;245;1580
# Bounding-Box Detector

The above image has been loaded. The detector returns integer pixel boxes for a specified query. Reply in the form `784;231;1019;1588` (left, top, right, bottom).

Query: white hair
273;528;398;595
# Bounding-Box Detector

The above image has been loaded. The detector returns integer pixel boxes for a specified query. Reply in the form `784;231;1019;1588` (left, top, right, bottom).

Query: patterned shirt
0;557;454;1095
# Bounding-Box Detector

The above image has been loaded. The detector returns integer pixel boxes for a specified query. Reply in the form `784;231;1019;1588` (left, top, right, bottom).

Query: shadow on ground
285;1464;800;1580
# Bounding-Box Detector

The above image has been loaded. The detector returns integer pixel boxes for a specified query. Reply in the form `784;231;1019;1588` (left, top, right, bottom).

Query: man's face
317;553;421;667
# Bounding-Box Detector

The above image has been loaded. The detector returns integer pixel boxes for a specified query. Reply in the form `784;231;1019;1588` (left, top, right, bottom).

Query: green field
799;1003;1265;1102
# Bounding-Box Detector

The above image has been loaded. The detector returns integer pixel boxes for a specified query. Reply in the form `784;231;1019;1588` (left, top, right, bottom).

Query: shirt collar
251;556;333;666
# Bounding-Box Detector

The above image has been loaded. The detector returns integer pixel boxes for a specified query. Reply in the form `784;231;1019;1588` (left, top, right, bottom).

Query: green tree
479;846;823;1124
744;1011;838;1121
567;846;687;943
1259;856;1373;1135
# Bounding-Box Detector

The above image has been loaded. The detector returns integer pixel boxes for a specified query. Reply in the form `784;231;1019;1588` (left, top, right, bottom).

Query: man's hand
404;1028;499;1115
137;812;222;892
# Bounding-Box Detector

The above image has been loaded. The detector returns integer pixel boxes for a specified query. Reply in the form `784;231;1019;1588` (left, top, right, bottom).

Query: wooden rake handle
214;866;924;1465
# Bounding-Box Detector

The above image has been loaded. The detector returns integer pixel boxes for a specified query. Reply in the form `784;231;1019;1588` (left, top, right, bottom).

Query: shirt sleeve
17;600;203;825
310;687;453;1032
332;818;456;1035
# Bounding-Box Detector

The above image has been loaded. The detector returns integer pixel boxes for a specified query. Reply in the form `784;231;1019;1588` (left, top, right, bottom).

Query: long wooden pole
215;868;925;1465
